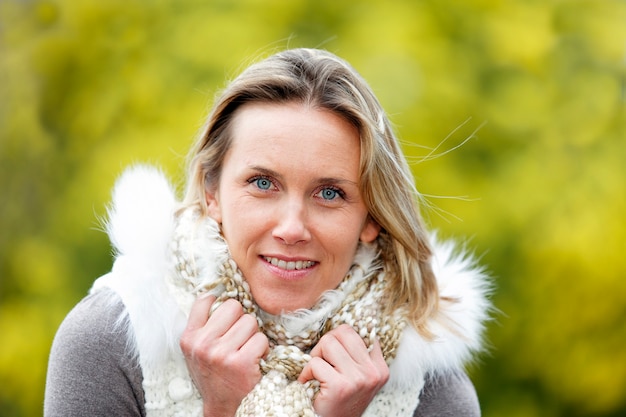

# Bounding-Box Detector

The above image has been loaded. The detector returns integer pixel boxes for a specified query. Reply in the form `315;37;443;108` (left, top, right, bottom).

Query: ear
205;189;222;223
360;216;381;243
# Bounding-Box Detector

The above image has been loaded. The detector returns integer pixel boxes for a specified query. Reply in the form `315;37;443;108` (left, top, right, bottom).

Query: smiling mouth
263;256;316;270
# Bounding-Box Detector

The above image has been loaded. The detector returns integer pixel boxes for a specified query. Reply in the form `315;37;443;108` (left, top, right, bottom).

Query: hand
297;324;389;417
180;295;269;417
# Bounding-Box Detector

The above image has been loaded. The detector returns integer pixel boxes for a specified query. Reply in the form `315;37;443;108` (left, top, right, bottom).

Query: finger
186;294;216;331
297;356;334;384
333;325;372;364
239;331;270;360
369;338;386;366
220;313;261;352
311;325;369;368
309;335;361;383
368;338;389;383
206;299;245;337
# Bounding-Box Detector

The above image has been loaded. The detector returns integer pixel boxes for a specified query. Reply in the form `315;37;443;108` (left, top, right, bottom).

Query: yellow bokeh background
1;0;624;416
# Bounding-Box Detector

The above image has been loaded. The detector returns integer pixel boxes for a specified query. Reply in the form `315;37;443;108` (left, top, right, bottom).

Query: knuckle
353;373;372;390
206;345;233;366
321;331;340;346
251;331;269;347
221;299;244;315
179;333;192;352
307;356;325;368
333;324;352;336
371;370;389;389
239;313;259;330
355;363;388;389
379;366;390;384
179;331;201;356
338;323;353;331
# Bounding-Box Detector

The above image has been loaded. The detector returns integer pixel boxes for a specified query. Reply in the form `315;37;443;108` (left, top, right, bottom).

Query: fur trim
105;165;177;260
92;165;185;366
388;238;491;387
93;166;491;384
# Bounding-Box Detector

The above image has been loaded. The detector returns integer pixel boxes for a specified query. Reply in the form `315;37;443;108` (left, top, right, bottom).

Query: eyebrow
248;165;358;187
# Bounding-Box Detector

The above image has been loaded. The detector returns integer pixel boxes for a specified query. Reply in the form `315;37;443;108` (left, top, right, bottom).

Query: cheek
220;201;267;253
320;211;365;247
325;227;361;271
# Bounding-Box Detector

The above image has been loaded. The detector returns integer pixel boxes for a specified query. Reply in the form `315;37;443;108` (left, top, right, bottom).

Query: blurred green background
1;0;625;416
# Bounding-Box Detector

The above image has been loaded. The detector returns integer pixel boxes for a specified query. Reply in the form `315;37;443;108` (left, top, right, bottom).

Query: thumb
297;363;314;384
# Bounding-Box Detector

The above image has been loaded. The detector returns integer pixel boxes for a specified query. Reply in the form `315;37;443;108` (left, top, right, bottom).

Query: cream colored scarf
167;205;407;417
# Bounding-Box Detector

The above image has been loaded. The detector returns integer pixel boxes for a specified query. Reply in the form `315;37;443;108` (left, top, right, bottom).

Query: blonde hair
184;48;438;335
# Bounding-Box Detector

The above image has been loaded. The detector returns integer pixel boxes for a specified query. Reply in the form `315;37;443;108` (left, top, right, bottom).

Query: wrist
203;401;236;417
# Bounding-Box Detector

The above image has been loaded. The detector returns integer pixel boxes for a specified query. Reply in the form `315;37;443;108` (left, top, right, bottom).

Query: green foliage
1;0;624;416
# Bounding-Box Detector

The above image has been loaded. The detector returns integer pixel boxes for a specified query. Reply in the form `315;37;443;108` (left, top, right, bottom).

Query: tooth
265;257;314;270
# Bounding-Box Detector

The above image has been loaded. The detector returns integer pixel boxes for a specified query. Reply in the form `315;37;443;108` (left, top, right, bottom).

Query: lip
259;254;318;280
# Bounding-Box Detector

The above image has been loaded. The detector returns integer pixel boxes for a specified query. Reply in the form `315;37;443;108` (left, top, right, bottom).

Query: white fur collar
93;165;491;388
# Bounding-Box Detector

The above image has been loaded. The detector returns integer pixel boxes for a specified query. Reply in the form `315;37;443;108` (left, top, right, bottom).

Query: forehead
226;102;361;177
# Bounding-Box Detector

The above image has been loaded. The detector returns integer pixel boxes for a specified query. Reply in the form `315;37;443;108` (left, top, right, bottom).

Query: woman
45;48;490;416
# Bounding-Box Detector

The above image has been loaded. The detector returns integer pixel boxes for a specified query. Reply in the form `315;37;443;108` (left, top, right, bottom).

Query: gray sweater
44;289;481;416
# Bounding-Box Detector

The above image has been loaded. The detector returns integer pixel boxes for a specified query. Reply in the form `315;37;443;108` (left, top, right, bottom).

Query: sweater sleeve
414;370;481;417
44;288;146;417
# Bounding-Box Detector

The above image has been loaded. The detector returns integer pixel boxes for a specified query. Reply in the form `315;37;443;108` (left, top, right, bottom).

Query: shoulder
49;287;135;362
415;370;481;417
45;288;145;416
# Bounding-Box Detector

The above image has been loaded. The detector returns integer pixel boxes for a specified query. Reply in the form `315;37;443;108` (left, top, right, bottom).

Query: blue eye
319;188;341;201
254;177;272;190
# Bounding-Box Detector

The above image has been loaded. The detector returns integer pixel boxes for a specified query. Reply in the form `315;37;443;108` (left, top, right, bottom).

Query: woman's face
206;102;380;314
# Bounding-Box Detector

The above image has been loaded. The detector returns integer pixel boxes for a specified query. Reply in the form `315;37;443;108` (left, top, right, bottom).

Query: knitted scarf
166;205;407;417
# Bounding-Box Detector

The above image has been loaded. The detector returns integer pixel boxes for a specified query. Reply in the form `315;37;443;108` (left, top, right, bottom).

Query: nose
272;199;311;245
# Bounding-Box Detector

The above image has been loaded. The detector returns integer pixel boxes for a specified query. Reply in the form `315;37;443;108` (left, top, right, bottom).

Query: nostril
272;207;310;245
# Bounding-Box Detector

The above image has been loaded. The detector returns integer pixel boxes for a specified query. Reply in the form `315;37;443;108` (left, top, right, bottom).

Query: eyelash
316;186;345;201
248;176;275;191
248;176;346;201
